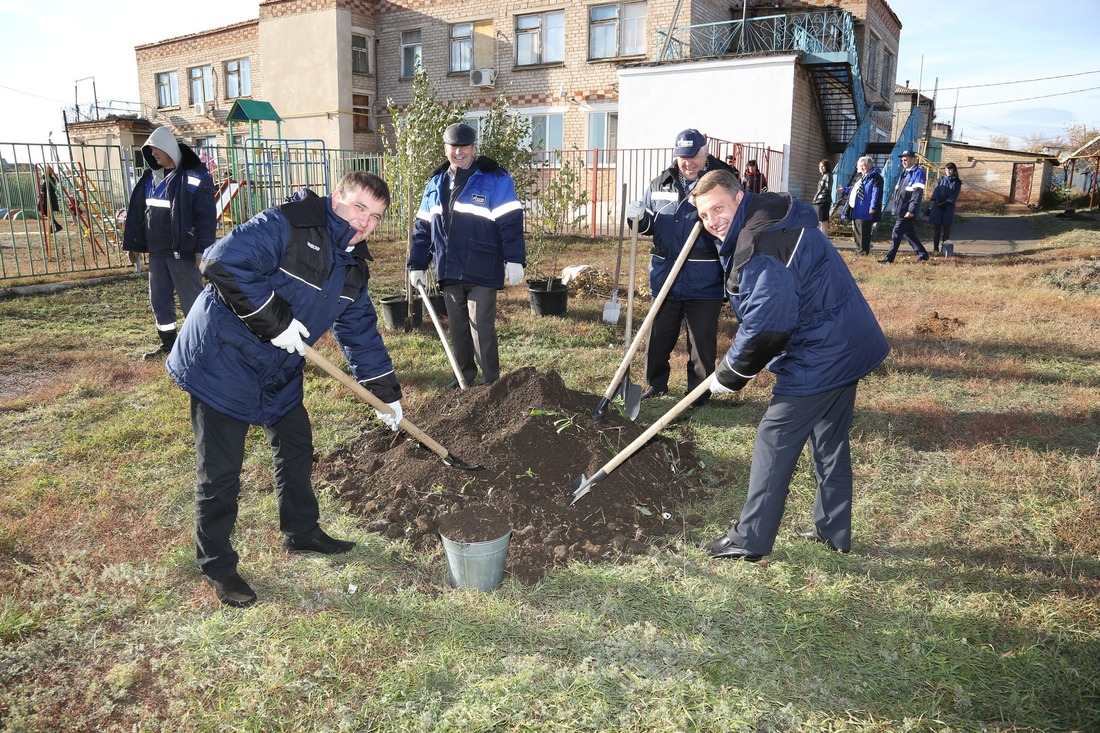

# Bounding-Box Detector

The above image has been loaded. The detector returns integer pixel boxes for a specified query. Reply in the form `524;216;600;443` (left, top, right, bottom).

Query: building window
225;58;251;99
450;23;473;73
587;112;618;166
352;34;371;75
865;34;880;91
526;112;564;166
516;11;565;66
189;65;213;104
401;30;422;77
589;2;646;59
881;50;896;96
353;94;372;132
156;71;179;108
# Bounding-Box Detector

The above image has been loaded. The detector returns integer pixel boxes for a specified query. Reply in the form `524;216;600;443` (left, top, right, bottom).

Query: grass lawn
1;211;1098;732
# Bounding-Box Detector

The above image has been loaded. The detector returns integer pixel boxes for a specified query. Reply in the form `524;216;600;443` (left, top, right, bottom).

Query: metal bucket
440;529;511;591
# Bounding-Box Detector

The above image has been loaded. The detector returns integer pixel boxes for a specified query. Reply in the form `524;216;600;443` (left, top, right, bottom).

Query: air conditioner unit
470;69;496;87
193;101;208;116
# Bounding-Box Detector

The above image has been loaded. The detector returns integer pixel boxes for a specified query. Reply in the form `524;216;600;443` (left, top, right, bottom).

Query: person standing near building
812;158;833;237
167;171;403;608
929;162;962;253
123;126;217;359
742;159;768;193
691;169;889;561
880;150;930;263
625;129;735;407
408;122;526;387
836;156;884;255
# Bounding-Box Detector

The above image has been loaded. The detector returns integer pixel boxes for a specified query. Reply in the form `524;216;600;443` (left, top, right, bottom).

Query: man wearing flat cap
625;128;736;407
881;149;930;263
408;122;526;386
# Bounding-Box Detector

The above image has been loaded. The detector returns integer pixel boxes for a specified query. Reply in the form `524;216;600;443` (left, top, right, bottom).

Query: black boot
143;329;177;360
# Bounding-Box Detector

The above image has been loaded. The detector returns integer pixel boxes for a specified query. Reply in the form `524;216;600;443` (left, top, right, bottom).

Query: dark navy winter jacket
891;165;927;219
409;156;525;288
122;142;216;259
167;190;400;426
636;155;734;301
713;192;890;396
839;167;884;222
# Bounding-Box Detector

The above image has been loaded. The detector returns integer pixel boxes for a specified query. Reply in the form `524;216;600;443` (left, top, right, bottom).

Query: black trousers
644;298;724;397
191;397;321;579
852;219;875;253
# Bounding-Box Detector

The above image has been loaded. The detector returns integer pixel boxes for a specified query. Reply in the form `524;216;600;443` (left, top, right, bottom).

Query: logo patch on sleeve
471;194;486;205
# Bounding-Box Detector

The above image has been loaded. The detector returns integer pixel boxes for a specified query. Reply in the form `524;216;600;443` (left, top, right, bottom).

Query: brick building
127;0;903;199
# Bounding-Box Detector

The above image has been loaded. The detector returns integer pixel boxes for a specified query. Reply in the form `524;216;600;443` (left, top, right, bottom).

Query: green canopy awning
226;99;282;122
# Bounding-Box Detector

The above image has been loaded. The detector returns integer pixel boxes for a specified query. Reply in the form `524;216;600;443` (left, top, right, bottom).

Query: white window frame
352;32;372;76
450;23;473;73
401;29;422;77
225;58;251;99
586;110;618;167
515;10;565;66
865;34;880;91
189;65;213;105
353;94;373;133
156;71;179;108
588;2;646;60
524;109;565;166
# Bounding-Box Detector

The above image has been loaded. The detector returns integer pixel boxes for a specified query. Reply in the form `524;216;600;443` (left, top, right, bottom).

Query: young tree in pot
526;155;588;292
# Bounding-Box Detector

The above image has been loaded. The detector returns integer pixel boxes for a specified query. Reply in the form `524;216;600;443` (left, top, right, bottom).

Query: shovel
403;187;417;332
592;221;703;423
304;344;482;470
601;184;628;324
574;376;712;504
414;280;466;390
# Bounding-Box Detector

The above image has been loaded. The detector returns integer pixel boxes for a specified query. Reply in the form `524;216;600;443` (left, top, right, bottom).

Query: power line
0;84;68;105
937;69;1100;92
954;85;1100;109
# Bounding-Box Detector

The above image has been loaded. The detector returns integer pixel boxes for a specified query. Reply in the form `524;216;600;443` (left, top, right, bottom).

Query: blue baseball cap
673;129;706;158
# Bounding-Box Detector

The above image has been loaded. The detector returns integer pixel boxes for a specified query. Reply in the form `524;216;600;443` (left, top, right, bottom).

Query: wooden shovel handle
303;344;451;460
414;282;466;389
601;220;703;401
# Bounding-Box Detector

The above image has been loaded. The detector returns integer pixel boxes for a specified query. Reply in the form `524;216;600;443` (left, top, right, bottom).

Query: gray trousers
724;382;858;554
148;254;203;330
191;397;321;579
442;283;499;384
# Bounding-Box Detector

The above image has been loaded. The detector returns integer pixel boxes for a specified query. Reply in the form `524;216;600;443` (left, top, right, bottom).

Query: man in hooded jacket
167;171;403;608
123;126;217;359
691;169;890;561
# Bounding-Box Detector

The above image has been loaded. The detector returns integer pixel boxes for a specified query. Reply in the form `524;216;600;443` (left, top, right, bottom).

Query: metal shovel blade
601;298;620;324
623;381;642;420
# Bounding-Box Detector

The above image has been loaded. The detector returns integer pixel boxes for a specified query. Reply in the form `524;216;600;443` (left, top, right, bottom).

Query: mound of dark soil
317;367;711;584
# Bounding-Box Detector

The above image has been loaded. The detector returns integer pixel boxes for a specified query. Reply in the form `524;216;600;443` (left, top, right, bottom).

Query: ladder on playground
44;162;121;255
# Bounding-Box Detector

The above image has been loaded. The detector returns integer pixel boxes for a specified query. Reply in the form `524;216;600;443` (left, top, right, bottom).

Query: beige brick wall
135;21;260;144
941;143;1054;207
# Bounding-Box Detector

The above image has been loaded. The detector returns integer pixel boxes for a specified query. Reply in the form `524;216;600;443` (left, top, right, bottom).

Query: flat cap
443;123;477;146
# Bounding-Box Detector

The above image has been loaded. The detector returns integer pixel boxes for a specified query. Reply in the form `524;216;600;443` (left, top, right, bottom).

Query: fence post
590;149;599;239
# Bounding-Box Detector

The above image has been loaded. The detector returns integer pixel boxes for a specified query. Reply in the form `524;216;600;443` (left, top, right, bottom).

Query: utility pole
75;77;99;122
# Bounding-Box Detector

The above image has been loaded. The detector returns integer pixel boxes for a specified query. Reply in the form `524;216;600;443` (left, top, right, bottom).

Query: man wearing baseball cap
408;122;526;387
624;128;737;407
881;149;930;263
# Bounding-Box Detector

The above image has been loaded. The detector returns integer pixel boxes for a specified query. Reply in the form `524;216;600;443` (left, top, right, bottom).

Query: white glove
374;400;403;431
270;318;310;356
409;270;427;290
505;262;524;286
625;201;645;221
710;379;736;395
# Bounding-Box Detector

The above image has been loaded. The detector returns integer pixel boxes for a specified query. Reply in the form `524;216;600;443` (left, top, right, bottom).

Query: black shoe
142;344;171;360
795;527;850;554
877;257;892;264
282;530;356;555
446;379;460;389
917;256;929;261
703;535;763;561
205;571;257;608
641;386;667;400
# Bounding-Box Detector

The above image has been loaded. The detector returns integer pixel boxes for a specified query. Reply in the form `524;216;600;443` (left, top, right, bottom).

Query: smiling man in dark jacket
123;126;216;359
692;169;889;561
167;171;402;608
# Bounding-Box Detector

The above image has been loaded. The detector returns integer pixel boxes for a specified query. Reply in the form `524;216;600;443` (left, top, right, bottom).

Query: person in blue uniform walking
167;171;403;608
881;150;930;263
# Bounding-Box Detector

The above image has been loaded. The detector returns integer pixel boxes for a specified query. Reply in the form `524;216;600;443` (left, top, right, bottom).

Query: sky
2;0;1099;151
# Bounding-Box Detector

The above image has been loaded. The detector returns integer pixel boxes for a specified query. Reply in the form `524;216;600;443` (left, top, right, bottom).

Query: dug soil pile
318;367;711;584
